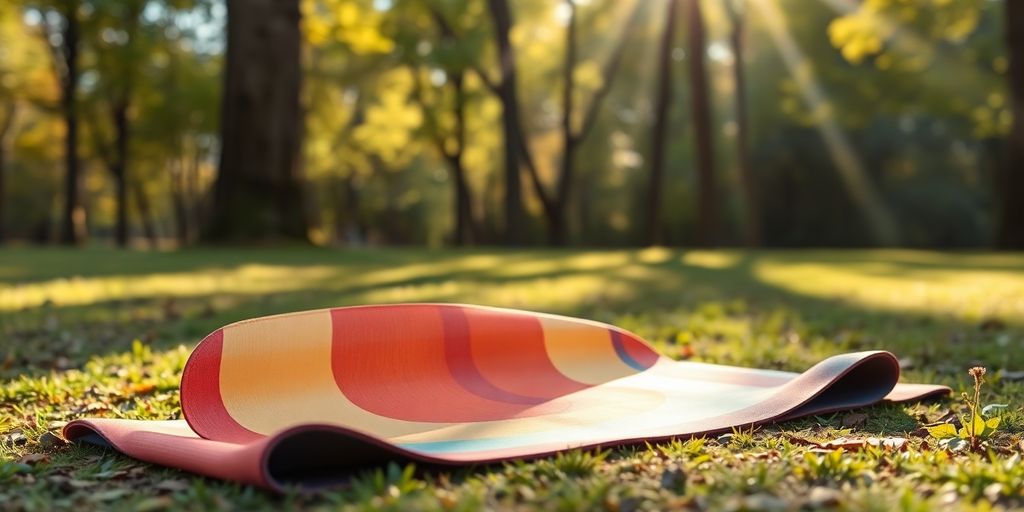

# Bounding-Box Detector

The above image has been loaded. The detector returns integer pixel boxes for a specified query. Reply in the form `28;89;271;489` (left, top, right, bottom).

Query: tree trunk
59;1;84;246
644;0;680;246
132;179;158;248
112;102;129;247
170;157;190;247
486;0;525;245
686;0;718;247
449;73;477;246
204;0;307;243
551;0;578;246
0;103;15;244
727;2;760;247
997;0;1024;248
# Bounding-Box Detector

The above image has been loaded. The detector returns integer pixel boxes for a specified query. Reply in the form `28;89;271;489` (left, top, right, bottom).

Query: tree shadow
2;248;1022;392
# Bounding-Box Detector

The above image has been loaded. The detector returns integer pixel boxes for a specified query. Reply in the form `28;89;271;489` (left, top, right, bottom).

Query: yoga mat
64;304;949;491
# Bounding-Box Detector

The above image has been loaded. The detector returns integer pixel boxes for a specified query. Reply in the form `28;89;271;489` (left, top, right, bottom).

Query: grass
1;247;1024;510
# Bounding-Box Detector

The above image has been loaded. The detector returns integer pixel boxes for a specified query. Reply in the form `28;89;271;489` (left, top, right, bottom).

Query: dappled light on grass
753;251;1024;324
2;248;1024;325
681;251;742;270
2;249;1024;509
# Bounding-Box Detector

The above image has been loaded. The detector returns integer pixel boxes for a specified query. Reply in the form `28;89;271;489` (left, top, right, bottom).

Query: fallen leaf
821;438;868;450
678;345;695;359
127;382;156;395
867;437;908;451
135;496;174;512
155;479;191;492
788;436;868;450
1000;370;1024;381
89;489;132;502
68;479;97;489
17;453;49;465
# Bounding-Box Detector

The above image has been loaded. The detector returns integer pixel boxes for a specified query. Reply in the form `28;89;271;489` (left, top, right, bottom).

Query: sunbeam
751;0;900;245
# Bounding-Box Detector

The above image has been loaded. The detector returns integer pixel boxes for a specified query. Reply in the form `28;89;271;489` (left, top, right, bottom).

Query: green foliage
0;0;1013;247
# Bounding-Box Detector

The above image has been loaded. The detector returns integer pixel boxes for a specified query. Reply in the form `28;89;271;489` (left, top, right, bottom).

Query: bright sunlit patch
682;251;740;270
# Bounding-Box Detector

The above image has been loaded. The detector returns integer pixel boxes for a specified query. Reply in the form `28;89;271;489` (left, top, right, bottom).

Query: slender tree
997;0;1024;248
32;1;85;244
0;104;15;243
484;0;525;244
546;0;639;245
644;0;680;246
204;0;308;242
88;0;145;247
686;0;717;247
410;7;480;246
725;0;760;247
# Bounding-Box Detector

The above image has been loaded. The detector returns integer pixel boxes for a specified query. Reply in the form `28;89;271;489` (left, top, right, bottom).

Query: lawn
2;247;1024;511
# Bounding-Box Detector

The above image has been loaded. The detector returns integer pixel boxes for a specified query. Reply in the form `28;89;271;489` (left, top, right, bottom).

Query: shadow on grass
2;248;1022;390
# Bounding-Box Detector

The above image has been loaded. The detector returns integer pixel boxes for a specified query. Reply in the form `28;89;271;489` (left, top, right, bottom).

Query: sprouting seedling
927;366;1004;451
965;366;986;449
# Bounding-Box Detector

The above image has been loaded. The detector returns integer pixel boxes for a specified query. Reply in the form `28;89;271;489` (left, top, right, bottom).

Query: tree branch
409;64;456;161
421;1;501;93
572;1;643;144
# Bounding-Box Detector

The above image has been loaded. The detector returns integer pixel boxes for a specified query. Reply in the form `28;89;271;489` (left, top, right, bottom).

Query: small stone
740;493;786;512
983;483;1003;501
38;431;66;450
2;431;26;446
841;413;868;429
660;464;686;493
808;486;842;507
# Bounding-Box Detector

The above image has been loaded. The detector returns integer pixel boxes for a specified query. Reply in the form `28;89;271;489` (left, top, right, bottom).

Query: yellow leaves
927;423;957;439
302;0;394;54
572;61;604;94
352;71;422;166
828;15;885;65
828;0;983;65
304;17;331;46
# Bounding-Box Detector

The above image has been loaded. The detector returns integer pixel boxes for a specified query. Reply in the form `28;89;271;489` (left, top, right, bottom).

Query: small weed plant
927;367;1008;451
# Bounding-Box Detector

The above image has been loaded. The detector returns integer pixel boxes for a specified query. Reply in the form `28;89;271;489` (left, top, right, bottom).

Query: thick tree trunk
644;0;680;246
997;0;1024;248
0;103;15;244
686;0;718;247
59;2;84;246
486;0;525;245
204;0;307;243
727;2;761;247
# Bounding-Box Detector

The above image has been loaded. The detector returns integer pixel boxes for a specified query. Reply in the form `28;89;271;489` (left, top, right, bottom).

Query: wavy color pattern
65;304;950;491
